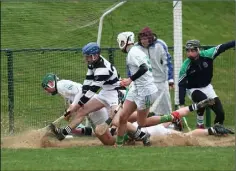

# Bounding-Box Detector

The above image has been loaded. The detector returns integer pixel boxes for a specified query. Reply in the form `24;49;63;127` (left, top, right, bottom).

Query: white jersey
57;80;83;105
135;39;174;83
57;79;109;125
132;122;173;136
126;46;157;96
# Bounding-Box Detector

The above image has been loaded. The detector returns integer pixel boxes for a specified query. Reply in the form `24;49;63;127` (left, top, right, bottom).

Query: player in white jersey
124;99;234;144
116;32;182;146
41;73;116;145
48;42;122;142
137;27;174;117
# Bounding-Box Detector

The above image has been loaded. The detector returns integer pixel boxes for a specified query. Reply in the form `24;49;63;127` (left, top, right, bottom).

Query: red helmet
138;27;156;46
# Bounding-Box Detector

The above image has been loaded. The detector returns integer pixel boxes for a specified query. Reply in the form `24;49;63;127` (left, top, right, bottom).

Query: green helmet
185;40;200;50
41;73;59;95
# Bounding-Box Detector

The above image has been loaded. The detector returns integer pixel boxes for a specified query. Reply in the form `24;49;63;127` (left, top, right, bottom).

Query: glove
169;80;174;89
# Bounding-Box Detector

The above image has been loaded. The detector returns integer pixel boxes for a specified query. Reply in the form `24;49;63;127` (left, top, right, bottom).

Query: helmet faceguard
41;73;59;95
117;32;135;53
138;27;155;47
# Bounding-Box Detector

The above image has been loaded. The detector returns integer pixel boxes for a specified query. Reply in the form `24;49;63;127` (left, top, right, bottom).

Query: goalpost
173;0;183;109
97;1;127;46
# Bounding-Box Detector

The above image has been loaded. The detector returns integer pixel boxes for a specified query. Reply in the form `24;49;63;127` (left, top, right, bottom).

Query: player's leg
141;97;214;129
96;129;116;145
130;92;160;146
185;124;234;136
50;98;105;141
116;100;137;146
88;106;117;145
128;111;137;123
191;90;207;128
71;126;93;136
209;97;225;124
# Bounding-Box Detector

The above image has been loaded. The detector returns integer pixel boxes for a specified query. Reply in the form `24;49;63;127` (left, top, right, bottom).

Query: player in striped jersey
49;42;122;141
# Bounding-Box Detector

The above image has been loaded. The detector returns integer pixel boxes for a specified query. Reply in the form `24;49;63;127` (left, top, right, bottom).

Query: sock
105;118;112;125
116;136;124;145
208;127;215;135
133;127;146;139
110;127;117;136
148;112;155;117
134;127;142;139
123;133;129;142
189;104;197;111
197;115;204;125
62;126;72;135
83;127;92;136
160;115;172;123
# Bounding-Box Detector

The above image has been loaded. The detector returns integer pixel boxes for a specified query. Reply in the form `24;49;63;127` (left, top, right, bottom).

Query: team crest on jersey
94;75;99;81
203;62;208;68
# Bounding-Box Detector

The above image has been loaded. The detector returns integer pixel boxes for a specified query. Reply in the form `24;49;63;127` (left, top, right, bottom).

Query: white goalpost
173;1;183;108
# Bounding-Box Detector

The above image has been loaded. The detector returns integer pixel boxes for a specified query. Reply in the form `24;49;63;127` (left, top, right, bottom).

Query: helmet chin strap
51;76;58;95
92;54;96;61
121;35;132;53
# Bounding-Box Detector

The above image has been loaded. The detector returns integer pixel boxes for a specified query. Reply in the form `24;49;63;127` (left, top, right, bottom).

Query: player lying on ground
112;98;234;146
49;96;234;146
41;73;115;145
124;106;234;144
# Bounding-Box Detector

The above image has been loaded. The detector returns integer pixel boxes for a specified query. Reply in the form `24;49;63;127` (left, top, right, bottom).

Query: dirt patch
1;130;235;149
150;133;235;147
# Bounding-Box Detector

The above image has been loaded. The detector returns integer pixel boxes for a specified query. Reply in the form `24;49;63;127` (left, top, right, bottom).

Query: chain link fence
1;47;235;134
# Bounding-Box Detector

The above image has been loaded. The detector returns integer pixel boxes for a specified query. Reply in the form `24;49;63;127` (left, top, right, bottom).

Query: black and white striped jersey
78;56;121;106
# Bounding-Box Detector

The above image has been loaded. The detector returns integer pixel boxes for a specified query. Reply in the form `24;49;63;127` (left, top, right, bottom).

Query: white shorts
88;107;109;126
94;89;119;107
126;87;158;110
187;84;217;100
132;122;173;136
150;81;172;115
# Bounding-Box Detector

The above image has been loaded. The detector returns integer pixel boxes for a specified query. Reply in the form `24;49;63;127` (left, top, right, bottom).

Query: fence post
6;50;14;134
205;107;211;128
108;48;114;65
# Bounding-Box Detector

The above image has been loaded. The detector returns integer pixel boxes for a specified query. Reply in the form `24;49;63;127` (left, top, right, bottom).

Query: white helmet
117;32;135;51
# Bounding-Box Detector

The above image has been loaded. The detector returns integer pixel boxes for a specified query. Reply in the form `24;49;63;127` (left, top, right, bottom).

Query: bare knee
119;114;129;124
137;120;146;127
97;131;115;145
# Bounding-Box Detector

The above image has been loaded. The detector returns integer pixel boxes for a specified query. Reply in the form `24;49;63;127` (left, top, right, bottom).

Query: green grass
1;2;235;171
1;1;235;133
1;146;235;171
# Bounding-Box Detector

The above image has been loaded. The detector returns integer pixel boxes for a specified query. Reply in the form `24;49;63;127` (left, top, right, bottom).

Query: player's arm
78;68;111;106
82;68;94;94
213;40;235;58
200;40;235;59
129;63;148;81
178;59;190;105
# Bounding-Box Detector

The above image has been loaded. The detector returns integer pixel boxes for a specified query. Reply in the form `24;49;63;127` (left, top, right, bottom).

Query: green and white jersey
126;46;157;96
57;80;83;105
178;40;235;105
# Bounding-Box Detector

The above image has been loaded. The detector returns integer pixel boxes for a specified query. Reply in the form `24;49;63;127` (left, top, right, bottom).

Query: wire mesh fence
1;47;235;134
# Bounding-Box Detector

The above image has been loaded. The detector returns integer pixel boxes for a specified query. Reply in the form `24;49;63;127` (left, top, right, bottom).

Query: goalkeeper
178;40;235;128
